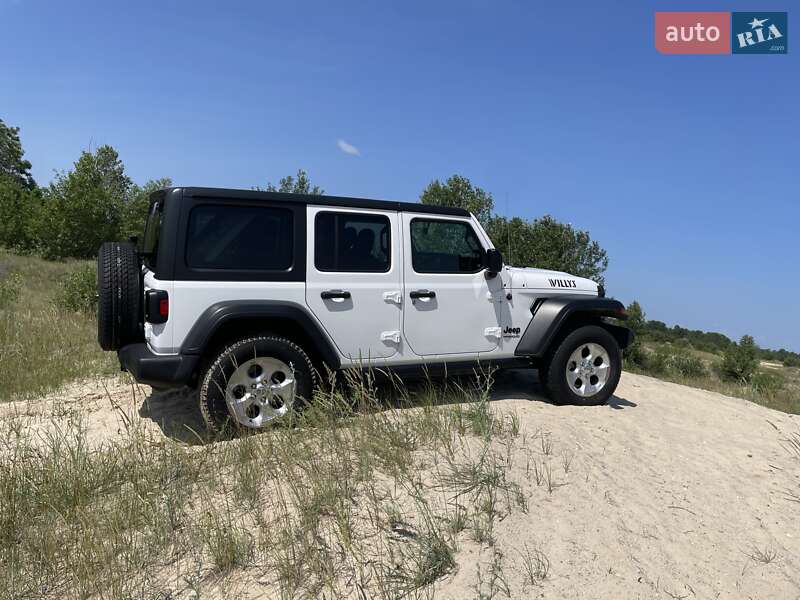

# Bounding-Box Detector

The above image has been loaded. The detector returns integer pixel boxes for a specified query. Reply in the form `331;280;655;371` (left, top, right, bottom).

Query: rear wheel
543;325;621;406
199;335;316;435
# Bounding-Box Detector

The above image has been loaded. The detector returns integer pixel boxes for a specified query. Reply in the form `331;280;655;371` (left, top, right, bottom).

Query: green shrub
783;356;800;368
646;347;672;374
623;340;647;368
721;335;758;383
0;272;22;309
55;264;96;313
669;353;707;378
642;346;707;378
750;371;785;396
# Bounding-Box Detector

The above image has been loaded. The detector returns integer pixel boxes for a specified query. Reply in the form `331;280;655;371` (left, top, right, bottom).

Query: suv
97;187;632;433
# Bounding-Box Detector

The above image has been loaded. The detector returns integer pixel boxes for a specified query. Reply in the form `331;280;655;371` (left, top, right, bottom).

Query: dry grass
0;369;541;599
519;542;550;587
649;370;800;415
0;250;117;401
630;341;800;415
785;432;800;460
745;545;780;565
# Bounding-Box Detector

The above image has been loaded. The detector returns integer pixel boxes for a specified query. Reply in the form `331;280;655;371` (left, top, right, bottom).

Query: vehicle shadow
490;368;637;410
138;387;208;445
137;368;636;445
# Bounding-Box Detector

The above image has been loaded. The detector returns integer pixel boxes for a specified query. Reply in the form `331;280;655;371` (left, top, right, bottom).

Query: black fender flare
180;300;342;369
514;296;631;358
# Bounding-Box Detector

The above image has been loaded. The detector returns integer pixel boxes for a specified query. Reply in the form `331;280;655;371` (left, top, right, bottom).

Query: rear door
401;213;502;356
305;206;402;362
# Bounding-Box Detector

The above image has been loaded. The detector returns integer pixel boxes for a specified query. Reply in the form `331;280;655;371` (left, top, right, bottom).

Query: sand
3;371;799;599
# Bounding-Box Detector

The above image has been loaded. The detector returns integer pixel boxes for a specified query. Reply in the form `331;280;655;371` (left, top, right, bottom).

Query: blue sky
2;1;798;351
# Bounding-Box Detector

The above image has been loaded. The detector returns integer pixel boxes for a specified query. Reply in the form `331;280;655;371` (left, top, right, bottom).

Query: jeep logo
502;326;521;337
548;278;577;288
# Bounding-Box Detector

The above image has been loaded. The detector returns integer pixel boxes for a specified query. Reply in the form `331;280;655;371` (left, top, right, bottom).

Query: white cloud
337;139;361;156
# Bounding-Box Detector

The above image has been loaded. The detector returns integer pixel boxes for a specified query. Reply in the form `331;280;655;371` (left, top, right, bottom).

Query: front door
401;213;502;356
305;206;402;363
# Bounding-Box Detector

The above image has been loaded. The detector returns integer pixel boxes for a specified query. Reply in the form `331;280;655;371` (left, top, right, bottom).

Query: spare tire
97;242;142;351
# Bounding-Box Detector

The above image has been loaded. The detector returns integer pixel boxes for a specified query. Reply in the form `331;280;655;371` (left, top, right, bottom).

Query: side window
315;212;390;272
186;205;293;270
141;198;162;270
410;219;484;274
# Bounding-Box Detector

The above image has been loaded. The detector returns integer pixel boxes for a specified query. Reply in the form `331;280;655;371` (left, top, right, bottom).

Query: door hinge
383;291;402;305
484;326;502;339
381;330;401;344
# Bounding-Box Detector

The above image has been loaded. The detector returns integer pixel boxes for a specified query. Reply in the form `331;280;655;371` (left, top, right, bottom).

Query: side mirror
485;248;503;275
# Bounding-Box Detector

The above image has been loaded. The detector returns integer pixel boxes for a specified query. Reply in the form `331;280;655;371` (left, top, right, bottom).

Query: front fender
514;296;630;357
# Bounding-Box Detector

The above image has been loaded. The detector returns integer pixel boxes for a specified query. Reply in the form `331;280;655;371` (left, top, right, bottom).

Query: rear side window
315;212;390;272
410;219;484;273
186;205;293;270
141;198;162;270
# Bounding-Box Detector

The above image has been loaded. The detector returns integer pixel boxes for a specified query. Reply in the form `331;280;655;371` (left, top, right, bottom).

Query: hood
505;266;599;294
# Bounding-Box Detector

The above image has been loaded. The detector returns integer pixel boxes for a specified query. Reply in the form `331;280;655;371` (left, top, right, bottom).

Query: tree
265;169;323;195
121;177;173;240
622;300;647;367
420;175;494;224
721;335;759;383
0;131;172;258
36;145;133;259
0;179;41;251
626;301;646;334
486;214;608;284
0;118;35;189
418;174;608;283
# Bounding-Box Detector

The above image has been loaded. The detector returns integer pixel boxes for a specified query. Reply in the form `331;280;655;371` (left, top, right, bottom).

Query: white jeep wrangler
97;187;632;432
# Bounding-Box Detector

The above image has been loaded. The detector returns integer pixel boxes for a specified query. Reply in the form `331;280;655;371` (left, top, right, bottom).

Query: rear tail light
146;290;169;324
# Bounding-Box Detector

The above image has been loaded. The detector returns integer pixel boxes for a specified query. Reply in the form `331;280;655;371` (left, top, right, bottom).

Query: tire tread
544;325;621;406
199;335;317;436
97;242;141;350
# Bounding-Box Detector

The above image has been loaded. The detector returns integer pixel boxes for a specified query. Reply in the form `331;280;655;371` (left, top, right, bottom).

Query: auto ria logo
655;12;787;54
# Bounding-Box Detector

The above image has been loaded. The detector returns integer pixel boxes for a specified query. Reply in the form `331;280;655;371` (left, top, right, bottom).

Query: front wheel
199;335;316;435
542;325;621;406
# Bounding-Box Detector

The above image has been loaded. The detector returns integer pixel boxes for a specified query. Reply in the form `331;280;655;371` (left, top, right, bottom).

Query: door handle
409;289;436;299
321;289;351;300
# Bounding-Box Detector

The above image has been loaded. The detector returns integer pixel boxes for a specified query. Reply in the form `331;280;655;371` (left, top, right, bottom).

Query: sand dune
3;371;799;599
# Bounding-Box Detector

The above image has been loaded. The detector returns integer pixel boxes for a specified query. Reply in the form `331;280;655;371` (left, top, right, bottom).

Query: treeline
0;118;612;286
420;175;609;284
0;119;171;259
626;301;800;368
2;117;796;362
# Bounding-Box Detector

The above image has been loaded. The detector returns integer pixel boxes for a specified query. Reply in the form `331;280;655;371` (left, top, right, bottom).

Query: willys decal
548;278;577;288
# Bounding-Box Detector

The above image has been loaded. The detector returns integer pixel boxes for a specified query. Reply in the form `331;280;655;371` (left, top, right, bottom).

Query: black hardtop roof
164;187;471;217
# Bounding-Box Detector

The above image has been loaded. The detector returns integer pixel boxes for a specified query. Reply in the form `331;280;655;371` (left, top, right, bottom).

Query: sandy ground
3;371;800;599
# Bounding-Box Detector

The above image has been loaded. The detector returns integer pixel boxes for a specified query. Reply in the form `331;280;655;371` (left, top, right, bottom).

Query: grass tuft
745;544;780;565
199;505;254;572
519;542;550;586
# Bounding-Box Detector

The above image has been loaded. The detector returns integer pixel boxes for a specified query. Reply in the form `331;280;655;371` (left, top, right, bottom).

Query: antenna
505;192;512;266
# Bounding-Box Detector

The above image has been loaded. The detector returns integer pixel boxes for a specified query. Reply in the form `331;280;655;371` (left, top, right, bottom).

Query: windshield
141;198;162;270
